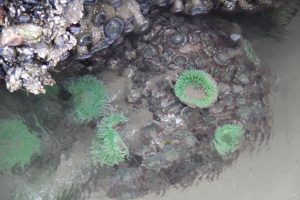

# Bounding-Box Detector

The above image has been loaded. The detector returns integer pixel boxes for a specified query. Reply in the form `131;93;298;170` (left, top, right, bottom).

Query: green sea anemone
0;119;41;172
90;114;129;166
174;69;218;109
64;75;108;123
213;124;244;156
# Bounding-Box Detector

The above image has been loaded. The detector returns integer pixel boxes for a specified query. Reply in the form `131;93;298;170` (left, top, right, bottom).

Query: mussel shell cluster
74;0;150;59
0;0;84;94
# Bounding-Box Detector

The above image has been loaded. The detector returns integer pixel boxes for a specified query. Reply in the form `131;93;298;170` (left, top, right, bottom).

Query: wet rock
232;84;244;94
122;65;137;78
4;13;272;200
1;47;16;62
127;88;142;103
141;0;283;15
237;105;252;119
0;0;84;93
75;0;149;58
14;24;43;44
234;69;250;85
142;152;169;170
106;167;147;199
0;28;24;47
16;14;32;24
214;48;242;66
242;39;261;66
85;13;271;200
218;82;231;96
163;145;180;162
210;102;224;114
160;97;182;113
151;89;165;99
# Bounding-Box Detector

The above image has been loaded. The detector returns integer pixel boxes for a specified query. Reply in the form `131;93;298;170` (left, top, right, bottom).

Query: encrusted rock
0;0;84;94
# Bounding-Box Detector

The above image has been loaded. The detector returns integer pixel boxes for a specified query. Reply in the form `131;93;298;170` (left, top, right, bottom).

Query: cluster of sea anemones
174;70;245;156
64;75;129;166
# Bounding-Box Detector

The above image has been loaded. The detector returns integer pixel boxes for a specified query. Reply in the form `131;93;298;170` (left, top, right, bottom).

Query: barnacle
174;69;218;108
0;119;40;172
167;31;188;48
64;75;108;123
213;124;244;156
90;114;129;166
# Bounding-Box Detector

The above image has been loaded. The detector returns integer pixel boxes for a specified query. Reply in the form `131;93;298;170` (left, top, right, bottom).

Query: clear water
1;9;300;200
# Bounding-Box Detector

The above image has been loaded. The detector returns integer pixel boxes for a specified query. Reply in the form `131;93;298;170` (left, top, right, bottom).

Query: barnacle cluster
0;0;84;94
64;75;108;123
90;114;129;166
0;119;40;172
213;124;244;156
174;69;218;109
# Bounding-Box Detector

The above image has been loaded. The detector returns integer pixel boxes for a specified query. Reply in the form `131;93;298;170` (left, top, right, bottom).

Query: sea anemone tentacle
64;75;108;123
91;114;129;166
174;69;218;109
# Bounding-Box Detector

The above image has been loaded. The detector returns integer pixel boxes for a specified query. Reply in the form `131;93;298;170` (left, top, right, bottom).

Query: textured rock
76;13;271;199
0;0;84;94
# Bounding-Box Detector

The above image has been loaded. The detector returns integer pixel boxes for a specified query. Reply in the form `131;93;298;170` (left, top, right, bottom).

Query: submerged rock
0;3;274;200
137;0;283;15
70;13;270;199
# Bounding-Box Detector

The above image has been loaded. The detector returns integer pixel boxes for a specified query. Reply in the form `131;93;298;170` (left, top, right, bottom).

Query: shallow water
0;8;300;200
140;13;300;200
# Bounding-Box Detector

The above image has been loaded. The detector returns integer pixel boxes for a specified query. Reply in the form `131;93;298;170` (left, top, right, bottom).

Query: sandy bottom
138;13;300;200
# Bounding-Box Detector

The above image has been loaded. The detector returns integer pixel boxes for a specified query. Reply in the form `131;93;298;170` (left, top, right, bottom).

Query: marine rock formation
0;0;284;94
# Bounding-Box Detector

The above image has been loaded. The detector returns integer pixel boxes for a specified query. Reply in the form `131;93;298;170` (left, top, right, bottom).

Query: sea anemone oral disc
174;69;218;108
213;124;244;156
